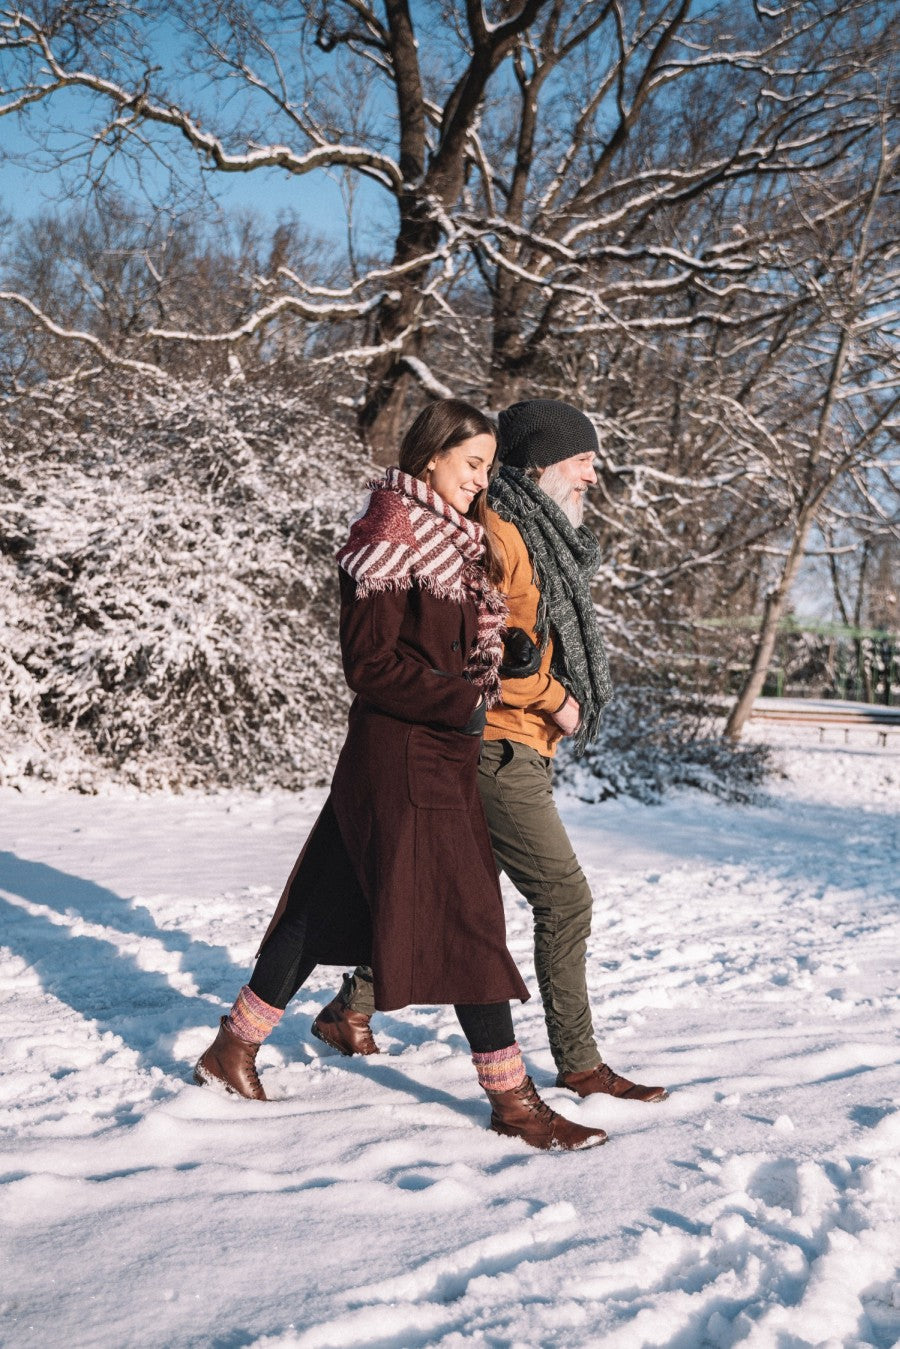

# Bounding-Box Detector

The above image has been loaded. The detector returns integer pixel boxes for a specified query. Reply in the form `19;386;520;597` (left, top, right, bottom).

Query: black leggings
249;902;314;1009
248;908;515;1053
454;1000;515;1053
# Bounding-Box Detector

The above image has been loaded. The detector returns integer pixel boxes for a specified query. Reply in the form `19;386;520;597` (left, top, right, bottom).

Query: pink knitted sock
472;1043;526;1093
226;985;283;1044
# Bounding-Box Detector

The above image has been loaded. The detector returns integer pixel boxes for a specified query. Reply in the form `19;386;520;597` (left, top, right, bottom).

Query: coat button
451;639;460;650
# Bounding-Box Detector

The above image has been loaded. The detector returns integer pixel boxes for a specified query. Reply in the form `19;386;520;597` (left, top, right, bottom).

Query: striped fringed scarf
336;467;507;704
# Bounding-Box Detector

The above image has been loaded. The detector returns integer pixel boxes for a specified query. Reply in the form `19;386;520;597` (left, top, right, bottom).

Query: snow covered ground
1;725;898;1348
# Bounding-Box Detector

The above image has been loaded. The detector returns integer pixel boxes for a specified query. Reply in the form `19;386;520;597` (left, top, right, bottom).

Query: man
312;399;667;1104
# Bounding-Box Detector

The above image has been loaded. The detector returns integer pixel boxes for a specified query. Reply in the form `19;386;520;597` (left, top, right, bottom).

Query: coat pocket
406;725;473;809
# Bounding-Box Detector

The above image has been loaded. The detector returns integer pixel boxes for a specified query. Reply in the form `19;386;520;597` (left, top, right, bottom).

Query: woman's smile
427;432;495;514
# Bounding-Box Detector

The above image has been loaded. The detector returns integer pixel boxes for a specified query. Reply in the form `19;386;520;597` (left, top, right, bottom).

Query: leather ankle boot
311;993;380;1057
194;1017;267;1100
557;1063;668;1103
486;1075;608;1151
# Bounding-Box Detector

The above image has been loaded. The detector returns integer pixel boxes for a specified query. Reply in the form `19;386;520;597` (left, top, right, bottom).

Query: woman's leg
455;1001;527;1092
453;1001;525;1098
194;896;316;1099
455;1002;608;1152
454;1000;515;1051
248;905;317;1010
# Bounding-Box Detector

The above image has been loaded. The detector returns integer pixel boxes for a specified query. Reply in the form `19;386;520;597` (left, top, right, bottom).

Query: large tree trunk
487;312;527;410
358;0;547;456
358;341;417;465
487;267;547;409
357;205;441;461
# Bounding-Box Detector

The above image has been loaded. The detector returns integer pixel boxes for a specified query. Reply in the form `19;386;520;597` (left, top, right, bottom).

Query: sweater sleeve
494;524;568;713
339;578;482;729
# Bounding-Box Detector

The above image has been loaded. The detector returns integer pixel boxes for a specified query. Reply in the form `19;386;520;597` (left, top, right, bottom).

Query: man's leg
477;738;599;1075
337;968;376;1015
312;967;378;1054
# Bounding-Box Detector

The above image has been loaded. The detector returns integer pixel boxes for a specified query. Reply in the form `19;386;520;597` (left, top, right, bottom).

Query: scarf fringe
352;572;468;603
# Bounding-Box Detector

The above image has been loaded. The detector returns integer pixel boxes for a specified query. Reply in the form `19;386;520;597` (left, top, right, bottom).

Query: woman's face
426;433;496;514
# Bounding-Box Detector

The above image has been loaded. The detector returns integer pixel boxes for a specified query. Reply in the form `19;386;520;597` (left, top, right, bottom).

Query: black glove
499;627;542;679
460;698;488;736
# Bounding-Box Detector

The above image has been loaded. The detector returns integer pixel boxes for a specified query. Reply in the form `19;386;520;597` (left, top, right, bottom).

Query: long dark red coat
261;571;529;1012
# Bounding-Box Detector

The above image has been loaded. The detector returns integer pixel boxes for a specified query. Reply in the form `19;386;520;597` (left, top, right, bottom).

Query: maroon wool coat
261;571;529;1012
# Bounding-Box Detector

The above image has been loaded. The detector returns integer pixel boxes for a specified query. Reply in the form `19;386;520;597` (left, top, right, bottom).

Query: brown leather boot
486;1075;608;1150
311;993;380;1057
557;1062;668;1103
193;1017;267;1100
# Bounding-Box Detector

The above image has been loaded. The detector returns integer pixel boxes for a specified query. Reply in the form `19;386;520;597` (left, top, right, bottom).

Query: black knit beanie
498;398;599;468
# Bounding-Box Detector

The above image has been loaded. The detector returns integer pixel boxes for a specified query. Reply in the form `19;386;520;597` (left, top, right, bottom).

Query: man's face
536;452;597;527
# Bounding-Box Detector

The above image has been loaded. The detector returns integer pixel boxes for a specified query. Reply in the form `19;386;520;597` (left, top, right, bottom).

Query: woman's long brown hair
398;399;504;586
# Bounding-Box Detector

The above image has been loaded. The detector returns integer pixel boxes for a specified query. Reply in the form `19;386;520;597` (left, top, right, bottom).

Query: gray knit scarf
489;464;613;755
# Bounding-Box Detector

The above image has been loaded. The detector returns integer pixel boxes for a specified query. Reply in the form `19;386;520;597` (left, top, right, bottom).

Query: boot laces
243;1044;264;1094
517;1077;557;1123
596;1063;621;1091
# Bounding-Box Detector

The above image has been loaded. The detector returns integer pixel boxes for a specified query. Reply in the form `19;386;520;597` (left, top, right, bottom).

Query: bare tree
0;193;339;392
1;2;897;723
0;0;558;447
2;1;895;456
723;115;899;736
440;1;894;407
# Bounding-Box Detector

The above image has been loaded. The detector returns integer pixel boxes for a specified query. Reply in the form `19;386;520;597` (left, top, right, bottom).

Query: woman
194;400;607;1151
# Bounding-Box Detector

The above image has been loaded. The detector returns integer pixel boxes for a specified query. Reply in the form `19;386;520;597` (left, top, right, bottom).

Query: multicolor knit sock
226;985;283;1044
472;1043;526;1094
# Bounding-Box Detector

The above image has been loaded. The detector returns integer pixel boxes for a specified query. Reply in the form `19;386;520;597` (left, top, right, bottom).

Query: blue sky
0;13;397;249
0;110;394;247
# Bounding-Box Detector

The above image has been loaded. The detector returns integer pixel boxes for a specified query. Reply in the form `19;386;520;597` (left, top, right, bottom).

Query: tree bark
357;0;551;455
356;207;442;460
723;515;813;740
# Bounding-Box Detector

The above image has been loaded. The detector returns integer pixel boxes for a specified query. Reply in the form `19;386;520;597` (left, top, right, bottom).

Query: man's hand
551;693;581;736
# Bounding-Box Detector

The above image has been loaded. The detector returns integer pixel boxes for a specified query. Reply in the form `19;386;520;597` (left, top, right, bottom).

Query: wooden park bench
750;698;900;747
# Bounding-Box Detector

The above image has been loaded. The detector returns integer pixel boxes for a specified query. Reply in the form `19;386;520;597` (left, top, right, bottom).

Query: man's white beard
538;463;585;528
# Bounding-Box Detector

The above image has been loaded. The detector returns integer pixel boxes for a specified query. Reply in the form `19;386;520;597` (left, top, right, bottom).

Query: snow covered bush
1;377;369;790
0;548;61;780
556;683;774;805
1;377;776;799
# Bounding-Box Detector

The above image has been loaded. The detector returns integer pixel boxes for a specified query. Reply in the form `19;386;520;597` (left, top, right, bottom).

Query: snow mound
1;728;897;1345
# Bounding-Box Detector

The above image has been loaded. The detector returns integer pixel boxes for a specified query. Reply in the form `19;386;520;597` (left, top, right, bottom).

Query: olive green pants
343;737;601;1074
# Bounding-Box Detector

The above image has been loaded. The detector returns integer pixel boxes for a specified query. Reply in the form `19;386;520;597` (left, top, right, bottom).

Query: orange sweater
484;509;568;758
